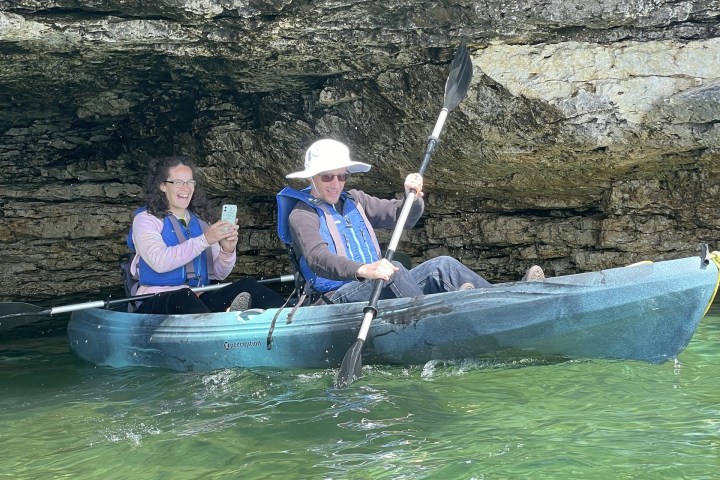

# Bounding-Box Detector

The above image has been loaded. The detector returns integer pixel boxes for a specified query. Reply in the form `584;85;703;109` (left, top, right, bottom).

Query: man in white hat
277;139;541;304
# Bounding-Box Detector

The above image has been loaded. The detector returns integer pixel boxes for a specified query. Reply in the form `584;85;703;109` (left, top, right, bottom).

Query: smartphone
221;204;237;226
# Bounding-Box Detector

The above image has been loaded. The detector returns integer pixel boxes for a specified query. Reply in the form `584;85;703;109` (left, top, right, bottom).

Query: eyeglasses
164;179;197;188
319;173;350;182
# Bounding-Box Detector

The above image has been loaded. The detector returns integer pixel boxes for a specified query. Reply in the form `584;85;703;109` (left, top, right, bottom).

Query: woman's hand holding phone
205;204;239;253
205;220;238;244
218;228;238;254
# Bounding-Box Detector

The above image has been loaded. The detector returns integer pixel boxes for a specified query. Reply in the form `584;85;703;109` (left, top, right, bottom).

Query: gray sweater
288;188;424;281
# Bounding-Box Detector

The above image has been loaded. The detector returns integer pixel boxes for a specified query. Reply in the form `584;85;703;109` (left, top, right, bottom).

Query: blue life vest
127;207;214;288
276;186;381;293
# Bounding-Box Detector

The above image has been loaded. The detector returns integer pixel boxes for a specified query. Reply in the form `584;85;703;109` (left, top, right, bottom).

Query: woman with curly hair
129;155;285;314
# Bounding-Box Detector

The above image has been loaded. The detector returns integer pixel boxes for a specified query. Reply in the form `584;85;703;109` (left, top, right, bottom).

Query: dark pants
135;278;286;315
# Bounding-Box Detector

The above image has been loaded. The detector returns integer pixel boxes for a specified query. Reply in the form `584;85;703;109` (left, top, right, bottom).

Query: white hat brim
286;159;371;179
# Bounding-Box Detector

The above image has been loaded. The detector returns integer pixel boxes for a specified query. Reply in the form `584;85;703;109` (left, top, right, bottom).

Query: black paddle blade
0;302;46;332
443;40;473;112
335;338;365;388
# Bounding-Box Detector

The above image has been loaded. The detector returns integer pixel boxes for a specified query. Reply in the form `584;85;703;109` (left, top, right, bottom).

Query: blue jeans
330;255;493;304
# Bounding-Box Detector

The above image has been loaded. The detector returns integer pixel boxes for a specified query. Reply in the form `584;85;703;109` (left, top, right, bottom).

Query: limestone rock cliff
1;0;719;300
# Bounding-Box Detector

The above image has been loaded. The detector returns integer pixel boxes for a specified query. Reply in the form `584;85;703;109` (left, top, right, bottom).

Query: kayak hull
67;255;719;371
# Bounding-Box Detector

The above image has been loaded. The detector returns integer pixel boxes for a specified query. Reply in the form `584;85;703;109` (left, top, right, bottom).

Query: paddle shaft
336;41;472;388
356;116;447;342
17;274;295;317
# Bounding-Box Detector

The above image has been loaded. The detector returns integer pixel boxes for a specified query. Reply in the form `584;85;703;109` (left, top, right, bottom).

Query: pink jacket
130;211;236;294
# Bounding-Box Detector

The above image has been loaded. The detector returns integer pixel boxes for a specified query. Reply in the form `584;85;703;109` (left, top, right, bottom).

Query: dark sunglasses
319;173;350;182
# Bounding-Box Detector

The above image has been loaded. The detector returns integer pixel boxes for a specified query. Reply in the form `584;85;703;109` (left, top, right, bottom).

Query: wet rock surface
1;0;719;300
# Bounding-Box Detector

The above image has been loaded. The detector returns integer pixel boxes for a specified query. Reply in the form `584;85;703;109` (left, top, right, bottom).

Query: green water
2;306;719;480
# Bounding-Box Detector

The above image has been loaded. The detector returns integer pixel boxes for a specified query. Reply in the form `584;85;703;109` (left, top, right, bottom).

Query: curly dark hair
143;156;212;221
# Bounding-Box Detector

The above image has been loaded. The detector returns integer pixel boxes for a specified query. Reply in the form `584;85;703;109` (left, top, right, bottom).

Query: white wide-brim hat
286;139;371;179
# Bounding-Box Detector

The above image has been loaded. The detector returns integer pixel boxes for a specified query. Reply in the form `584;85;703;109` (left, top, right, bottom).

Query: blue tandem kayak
67;255;719;372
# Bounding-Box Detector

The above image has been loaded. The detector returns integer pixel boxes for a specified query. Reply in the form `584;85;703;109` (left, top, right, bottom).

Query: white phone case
221;204;237;224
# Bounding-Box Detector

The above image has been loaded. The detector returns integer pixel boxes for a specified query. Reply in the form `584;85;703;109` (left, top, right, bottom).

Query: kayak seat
284;245;335;307
119;252;140;312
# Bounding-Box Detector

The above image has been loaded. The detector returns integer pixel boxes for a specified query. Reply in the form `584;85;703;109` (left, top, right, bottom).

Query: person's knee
428;255;461;269
391;260;410;273
392;252;413;269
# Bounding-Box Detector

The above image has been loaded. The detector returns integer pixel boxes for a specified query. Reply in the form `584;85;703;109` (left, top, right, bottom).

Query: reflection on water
1;304;719;479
